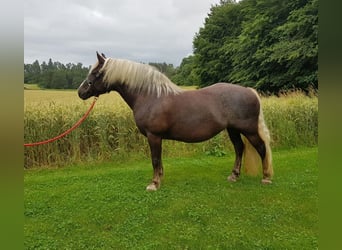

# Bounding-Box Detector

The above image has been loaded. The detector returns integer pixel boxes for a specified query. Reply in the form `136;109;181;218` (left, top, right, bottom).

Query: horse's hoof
146;183;158;191
261;179;272;184
227;175;237;182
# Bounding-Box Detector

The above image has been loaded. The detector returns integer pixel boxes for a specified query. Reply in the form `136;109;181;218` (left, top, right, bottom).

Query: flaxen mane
100;58;183;97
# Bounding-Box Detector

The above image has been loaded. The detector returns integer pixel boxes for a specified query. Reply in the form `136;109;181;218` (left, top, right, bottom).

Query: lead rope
24;97;98;147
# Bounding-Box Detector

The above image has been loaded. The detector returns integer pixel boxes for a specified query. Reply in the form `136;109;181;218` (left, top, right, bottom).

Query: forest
24;0;317;94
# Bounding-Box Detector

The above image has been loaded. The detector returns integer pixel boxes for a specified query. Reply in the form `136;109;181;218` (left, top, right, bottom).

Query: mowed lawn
24;147;318;249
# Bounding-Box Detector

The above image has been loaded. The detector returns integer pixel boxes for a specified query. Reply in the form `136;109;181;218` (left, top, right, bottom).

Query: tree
24;60;41;83
256;0;318;91
148;62;176;79
24;60;90;89
193;1;243;87
171;55;200;86
190;0;318;93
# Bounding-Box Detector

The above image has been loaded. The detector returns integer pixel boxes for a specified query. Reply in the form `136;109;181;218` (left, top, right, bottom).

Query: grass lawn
24;147;318;249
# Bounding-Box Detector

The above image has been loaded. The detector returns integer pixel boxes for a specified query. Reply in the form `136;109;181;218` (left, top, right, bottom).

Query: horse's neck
114;84;141;110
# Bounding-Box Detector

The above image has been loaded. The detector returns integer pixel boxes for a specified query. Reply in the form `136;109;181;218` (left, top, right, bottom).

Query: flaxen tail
243;88;273;178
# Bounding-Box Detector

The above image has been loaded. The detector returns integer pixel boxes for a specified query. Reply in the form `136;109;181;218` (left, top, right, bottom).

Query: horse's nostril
78;89;88;100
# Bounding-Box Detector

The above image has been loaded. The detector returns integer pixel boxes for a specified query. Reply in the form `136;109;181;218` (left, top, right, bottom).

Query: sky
24;0;222;67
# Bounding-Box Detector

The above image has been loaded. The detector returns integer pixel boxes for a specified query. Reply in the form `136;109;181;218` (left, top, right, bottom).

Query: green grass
24;84;41;90
24;147;318;249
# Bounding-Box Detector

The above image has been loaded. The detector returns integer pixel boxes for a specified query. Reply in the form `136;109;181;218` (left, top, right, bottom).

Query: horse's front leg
146;133;164;191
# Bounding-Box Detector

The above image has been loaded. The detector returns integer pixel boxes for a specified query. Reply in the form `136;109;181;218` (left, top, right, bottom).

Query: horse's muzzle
78;81;92;100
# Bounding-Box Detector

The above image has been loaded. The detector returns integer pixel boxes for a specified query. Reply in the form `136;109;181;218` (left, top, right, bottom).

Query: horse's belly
166;121;225;143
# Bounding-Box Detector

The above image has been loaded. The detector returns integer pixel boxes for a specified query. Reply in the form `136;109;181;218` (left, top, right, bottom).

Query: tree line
24;59;90;89
24;59;178;89
25;0;317;94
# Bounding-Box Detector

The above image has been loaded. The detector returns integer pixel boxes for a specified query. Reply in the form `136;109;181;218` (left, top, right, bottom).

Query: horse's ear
101;53;106;59
96;51;105;64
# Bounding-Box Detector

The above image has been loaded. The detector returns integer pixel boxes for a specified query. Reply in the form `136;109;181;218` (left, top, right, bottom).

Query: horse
78;52;273;191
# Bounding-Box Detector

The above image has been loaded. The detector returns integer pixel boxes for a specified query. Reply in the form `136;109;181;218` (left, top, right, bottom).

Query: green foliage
258;0;318;91
24;59;90;89
191;0;318;93
25;147;318;249
204;135;227;157
171;55;200;86
148;62;176;79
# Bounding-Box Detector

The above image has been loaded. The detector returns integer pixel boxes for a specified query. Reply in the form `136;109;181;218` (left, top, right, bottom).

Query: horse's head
78;52;109;100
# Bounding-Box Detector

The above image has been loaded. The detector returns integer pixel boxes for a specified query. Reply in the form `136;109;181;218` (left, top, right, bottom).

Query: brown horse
78;52;273;191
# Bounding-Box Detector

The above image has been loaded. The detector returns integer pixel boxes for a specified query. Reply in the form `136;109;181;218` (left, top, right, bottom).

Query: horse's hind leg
243;133;272;184
227;128;244;182
146;133;164;191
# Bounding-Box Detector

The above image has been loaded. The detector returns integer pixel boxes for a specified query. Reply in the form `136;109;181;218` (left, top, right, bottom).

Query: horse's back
202;82;257;98
201;83;260;114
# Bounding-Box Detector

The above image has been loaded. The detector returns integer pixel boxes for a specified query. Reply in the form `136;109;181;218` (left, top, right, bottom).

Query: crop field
24;147;318;249
24;88;317;168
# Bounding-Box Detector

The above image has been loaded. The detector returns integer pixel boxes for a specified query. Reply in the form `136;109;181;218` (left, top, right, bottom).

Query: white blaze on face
78;80;87;91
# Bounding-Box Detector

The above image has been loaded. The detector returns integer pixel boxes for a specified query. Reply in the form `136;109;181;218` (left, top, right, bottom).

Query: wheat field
24;89;318;168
